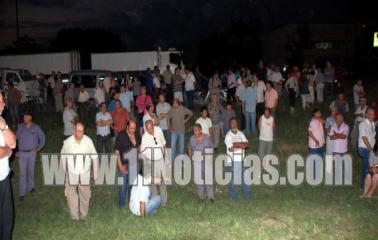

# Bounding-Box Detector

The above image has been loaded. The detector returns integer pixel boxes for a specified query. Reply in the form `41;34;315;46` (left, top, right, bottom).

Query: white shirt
96;112;112;136
94;88;105;105
156;102;171;130
60;135;98;184
254;81;266;103
353;84;364;105
354;105;367;123
268;72;283;83
78;90;89;103
129;175;150;216
358;119;376;149
225;130;248;163
153;76;161;88
195;117;213;136
0;129;10;181
184;72;196;91
259;116;274;142
63;108;77;136
141;126;166;160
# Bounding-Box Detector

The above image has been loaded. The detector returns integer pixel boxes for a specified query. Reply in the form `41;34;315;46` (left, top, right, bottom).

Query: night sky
0;0;374;51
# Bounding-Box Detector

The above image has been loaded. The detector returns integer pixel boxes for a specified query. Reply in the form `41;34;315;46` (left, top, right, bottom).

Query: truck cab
0;68;37;102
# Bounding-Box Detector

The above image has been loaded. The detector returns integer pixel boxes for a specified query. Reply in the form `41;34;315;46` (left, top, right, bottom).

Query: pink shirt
308;118;325;149
265;89;278;109
330;122;349;154
136;95;152;113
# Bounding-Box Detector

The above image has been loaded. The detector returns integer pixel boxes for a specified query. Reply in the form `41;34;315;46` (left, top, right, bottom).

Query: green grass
10;83;378;240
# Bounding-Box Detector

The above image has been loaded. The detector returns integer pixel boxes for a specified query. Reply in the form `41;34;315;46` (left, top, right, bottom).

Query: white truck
0;51;81;75
90;48;183;72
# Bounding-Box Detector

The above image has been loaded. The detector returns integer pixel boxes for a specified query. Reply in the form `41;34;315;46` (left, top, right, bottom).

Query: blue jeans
162;129;171;148
119;172;132;208
244;111;256;136
171;132;185;162
308;147;324;177
229;161;252;202
186;90;194;109
146;195;162;216
358;147;370;191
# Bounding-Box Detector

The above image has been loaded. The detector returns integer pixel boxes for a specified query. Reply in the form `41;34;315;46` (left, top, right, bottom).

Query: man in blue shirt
16;111;46;201
241;81;258;136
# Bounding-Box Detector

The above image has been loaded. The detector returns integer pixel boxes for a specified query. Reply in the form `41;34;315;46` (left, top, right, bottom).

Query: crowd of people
0;59;378;238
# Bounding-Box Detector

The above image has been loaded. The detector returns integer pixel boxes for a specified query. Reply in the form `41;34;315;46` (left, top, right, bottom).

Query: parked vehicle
0;68;38;101
90;48;183;73
0;51;81;75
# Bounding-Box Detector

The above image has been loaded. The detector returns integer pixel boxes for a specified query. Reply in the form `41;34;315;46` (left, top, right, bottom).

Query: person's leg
0;177;14;240
301;95;305;109
105;134;112;153
251;112;256;134
213;124;220;148
27;152;37;192
78;185;91;220
178;133;185;155
194;161;205;200
258;140;266;160
170;132;177;162
229;162;240;202
241;163;252;202
362;174;372;197
245;112;251;136
146;195;162;215
18;153;27;197
367;174;378;197
358;148;370;190
159;184;168;207
266;141;273;155
204;159;214;200
119;172;128;208
65;185;79;220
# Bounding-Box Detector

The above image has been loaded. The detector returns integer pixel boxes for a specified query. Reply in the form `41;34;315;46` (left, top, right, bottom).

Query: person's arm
258;116;262;131
233;141;249;149
0;118;16;149
34;126;46;152
115;149;128;174
184;109;193;124
0;147;12;159
362;136;373;151
140;202;146;218
308;130;319;147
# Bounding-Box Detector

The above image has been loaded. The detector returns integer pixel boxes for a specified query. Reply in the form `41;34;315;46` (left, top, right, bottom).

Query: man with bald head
60;122;98;222
140;120;168;207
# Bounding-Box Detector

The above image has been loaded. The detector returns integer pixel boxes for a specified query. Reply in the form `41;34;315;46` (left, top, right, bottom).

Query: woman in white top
361;144;378;199
195;107;213;137
258;108;275;159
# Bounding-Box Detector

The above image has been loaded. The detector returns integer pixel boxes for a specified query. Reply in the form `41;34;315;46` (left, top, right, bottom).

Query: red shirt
111;108;129;134
136;95;152;113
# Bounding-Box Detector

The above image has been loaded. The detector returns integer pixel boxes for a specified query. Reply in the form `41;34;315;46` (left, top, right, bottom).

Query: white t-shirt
353;84;364;105
225;130;248;163
358;119;376;149
0;128;10;181
78;90;89;103
129;175;150;216
254;81;266;103
94;88;105;105
195;117;213;136
259;116;274;142
153;76;161;89
184;73;196;91
96;112;112;136
354;106;367;123
156;102;171;130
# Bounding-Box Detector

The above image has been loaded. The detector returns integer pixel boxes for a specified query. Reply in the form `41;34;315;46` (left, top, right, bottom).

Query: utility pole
15;0;20;40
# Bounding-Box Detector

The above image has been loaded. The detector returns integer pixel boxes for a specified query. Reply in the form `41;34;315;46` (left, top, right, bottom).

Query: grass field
10;84;378;240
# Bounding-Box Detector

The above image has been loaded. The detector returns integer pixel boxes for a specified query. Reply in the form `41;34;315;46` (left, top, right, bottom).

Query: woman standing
135;86;152;136
308;108;325;177
285;72;298;114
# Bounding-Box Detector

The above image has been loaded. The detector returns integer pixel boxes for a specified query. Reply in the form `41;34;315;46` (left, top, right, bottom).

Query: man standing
330;93;349;115
258;108;275;160
353;80;365;108
162;65;173;102
0;92;17;240
358;109;376;191
6;83;22;127
16;111;45;200
264;82;278;116
63;98;78;139
167;99;193;162
184;68;196;109
225;118;250;202
53;75;64;112
64;83;77;103
60;122;98;222
77;84;90;126
252;74;266;120
315;68;325;103
208;94;225;150
241;81;258;136
140;120;168;207
330;113;349;156
156;94;171;146
95;103;113;153
227;69;237;102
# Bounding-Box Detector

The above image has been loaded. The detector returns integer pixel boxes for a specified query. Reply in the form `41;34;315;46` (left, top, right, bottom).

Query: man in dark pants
0;92;17;240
